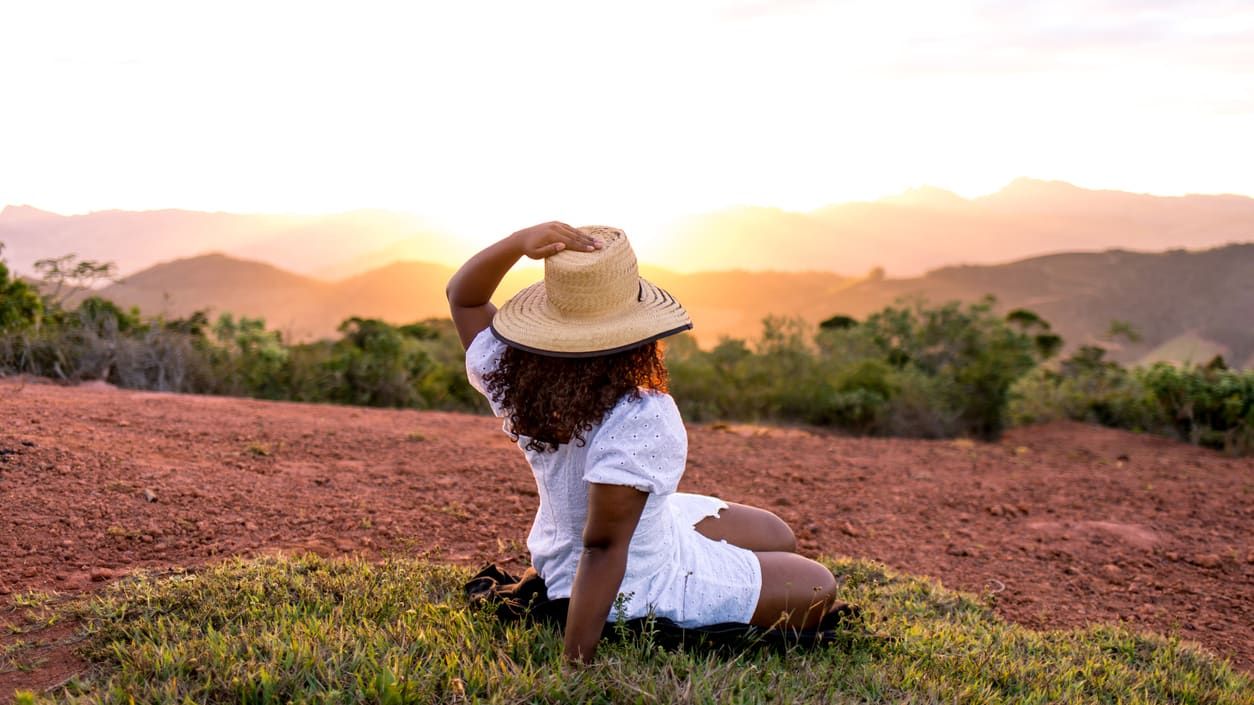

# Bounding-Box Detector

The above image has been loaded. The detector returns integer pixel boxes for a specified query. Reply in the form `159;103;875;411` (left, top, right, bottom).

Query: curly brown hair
483;341;670;453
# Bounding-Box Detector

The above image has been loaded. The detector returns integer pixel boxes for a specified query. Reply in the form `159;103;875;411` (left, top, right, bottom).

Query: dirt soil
2;379;1252;696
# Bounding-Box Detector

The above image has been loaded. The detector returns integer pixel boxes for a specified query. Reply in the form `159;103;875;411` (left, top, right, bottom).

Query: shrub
1010;346;1254;455
2;244;1249;454
0;259;43;332
1139;362;1254;454
0;286;484;413
669;298;1053;439
1009;346;1162;432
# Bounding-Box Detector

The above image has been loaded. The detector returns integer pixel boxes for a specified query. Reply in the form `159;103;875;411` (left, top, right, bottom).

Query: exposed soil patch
2;379;1251;696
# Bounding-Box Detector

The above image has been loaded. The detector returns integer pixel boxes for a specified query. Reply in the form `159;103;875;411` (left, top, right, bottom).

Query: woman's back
467;327;763;625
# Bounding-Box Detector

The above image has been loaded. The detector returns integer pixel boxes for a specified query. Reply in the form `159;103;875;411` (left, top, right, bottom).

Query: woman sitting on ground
446;222;840;664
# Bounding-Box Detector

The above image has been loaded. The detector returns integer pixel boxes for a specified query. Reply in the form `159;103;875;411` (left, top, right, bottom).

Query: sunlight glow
2;0;1252;249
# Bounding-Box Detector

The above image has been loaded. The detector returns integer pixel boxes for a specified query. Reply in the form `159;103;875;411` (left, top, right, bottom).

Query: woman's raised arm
445;222;602;349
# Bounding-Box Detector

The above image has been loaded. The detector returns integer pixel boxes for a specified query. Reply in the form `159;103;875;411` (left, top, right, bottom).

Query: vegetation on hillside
1;250;1251;453
1009;346;1254;455
8;554;1249;704
668;299;1061;439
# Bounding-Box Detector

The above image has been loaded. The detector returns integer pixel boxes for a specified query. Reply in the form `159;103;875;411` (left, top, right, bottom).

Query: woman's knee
695;503;797;553
769;513;798;553
733;503;797;553
792;556;837;601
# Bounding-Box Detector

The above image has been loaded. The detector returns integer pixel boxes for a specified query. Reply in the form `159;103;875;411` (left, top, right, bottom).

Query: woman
446;222;839;664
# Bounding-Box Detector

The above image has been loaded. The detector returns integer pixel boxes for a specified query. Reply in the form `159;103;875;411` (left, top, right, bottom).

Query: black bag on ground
464;563;862;653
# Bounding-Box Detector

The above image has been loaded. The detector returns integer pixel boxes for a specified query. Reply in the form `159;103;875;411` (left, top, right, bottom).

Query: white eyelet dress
465;328;763;626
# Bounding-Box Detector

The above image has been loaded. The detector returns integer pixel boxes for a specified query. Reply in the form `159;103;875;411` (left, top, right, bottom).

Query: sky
2;0;1252;248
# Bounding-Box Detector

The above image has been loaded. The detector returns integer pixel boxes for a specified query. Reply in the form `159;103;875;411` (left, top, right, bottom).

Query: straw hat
491;226;692;357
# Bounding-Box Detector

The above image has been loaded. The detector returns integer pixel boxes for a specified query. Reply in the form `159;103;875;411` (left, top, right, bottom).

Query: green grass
11;555;1250;704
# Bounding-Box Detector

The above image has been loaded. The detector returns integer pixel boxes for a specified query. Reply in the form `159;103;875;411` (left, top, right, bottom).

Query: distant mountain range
3;178;1252;367
4;178;1253;279
0;205;458;280
85;244;1254;369
656;178;1254;275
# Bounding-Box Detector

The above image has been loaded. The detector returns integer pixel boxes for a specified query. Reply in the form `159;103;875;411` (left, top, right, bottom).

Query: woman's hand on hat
512;222;603;259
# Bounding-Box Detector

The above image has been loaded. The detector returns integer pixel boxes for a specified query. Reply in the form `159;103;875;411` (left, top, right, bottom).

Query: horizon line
5;176;1254;221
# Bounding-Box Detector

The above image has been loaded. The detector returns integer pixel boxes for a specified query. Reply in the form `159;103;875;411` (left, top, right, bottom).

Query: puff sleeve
583;391;688;495
465;327;508;417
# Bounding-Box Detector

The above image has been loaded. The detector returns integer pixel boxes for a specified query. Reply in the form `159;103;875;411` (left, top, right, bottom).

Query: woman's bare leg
750;551;839;629
694;502;840;629
693;502;797;553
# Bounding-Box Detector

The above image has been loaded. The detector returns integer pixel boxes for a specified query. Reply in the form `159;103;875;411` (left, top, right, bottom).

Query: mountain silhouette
658;178;1254;274
90;245;1254;368
5;178;1253;278
6;178;1253;366
0;205;453;281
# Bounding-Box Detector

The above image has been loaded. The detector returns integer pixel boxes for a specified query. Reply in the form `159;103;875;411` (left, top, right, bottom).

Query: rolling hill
93;255;856;344
818;245;1254;368
90;244;1254;368
98;255;458;341
96;254;336;339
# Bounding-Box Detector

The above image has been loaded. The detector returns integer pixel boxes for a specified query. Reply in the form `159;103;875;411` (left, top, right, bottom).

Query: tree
0;243;44;331
855;297;1054;438
819;314;858;330
34;254;118;307
1006;308;1063;360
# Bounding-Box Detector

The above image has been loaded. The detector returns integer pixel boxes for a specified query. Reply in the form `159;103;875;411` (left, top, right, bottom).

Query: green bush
1010;347;1254;455
0;284;485;413
670;298;1052;440
3;245;1250;453
1009;346;1163;432
6;293;1049;441
1139;362;1254;454
0;260;43;331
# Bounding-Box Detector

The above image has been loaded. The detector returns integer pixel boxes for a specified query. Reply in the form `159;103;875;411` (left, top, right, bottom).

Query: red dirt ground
2;379;1252;696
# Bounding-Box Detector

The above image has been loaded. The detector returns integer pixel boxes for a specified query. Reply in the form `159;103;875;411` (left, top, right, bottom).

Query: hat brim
491;277;693;357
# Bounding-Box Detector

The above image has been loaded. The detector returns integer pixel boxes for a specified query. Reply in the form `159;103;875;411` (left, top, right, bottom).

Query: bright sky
2;0;1252;248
